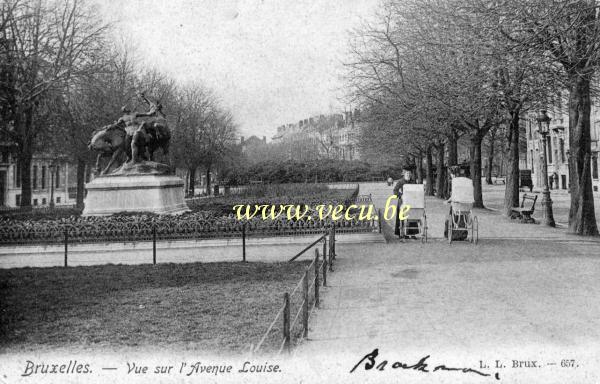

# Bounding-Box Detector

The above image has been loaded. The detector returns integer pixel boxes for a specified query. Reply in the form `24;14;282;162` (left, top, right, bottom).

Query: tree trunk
567;73;599;235
503;111;520;216
435;143;445;198
205;165;211;196
470;133;484;208
485;133;495;185
445;132;458;199
416;152;423;184
448;132;458;166
425;146;434;196
76;158;86;210
17;147;33;209
188;167;196;197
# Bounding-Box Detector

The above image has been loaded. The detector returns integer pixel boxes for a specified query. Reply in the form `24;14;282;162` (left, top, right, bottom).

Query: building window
42;198;47;205
33;198;38;206
593;155;599;180
559;138;565;163
32;165;38;189
55;167;60;188
547;137;553;164
15;162;21;188
41;165;46;189
15;194;20;206
57;197;61;204
530;150;534;173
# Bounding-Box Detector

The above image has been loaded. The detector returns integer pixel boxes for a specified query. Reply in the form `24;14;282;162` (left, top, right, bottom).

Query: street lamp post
536;110;555;227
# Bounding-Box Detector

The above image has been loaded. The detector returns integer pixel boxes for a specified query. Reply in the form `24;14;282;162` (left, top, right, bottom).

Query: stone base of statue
82;161;190;216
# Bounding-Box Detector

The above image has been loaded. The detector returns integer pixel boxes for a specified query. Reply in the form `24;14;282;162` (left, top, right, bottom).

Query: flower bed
0;186;375;245
186;186;357;215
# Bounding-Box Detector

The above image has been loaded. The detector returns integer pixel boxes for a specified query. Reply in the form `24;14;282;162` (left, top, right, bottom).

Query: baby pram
399;184;427;242
445;177;478;244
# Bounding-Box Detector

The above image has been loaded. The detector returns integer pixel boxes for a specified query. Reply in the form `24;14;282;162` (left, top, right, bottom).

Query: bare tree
493;0;599;234
56;47;138;208
170;83;238;196
170;82;215;196
0;0;108;208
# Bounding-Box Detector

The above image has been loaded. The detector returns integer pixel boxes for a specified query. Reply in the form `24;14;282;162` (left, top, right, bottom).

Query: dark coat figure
393;173;415;237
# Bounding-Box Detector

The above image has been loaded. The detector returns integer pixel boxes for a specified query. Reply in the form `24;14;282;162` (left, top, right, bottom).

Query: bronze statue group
88;93;171;175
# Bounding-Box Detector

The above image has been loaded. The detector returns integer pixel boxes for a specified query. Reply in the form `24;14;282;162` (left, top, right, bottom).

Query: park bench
493;173;506;184
511;193;538;224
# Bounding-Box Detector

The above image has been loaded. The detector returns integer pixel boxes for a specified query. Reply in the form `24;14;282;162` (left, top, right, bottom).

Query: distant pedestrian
387;176;393;186
393;165;415;238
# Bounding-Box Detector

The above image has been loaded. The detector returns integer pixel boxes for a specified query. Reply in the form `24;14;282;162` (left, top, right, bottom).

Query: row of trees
346;0;600;236
1;0;238;208
222;159;402;185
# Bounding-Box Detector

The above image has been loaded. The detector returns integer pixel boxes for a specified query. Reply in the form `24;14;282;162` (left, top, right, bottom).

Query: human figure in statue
129;93;167;162
115;93;165;163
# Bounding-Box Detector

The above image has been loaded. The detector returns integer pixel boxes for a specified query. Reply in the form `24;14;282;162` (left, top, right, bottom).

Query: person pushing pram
393;164;417;238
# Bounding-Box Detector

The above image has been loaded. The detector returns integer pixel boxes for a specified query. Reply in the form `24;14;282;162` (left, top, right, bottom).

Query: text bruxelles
233;195;411;221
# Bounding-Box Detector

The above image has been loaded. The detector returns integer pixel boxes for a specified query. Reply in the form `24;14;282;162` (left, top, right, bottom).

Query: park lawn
0;261;309;354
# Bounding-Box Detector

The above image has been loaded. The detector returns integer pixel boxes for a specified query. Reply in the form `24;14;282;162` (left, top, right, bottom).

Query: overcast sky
98;0;379;140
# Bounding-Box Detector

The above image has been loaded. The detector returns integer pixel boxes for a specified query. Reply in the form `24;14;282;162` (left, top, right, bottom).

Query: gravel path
292;182;600;384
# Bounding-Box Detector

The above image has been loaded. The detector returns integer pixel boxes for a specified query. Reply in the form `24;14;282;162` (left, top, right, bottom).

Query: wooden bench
511;194;538;223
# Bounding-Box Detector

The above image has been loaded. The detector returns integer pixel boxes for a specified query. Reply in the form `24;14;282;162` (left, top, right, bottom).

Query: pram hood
401;184;425;208
451;177;474;203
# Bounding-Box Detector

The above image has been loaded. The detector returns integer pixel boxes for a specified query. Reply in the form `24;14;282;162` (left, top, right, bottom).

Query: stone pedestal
82;173;190;216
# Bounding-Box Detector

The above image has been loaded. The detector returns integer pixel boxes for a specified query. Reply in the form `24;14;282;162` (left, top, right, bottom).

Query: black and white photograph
1;0;600;383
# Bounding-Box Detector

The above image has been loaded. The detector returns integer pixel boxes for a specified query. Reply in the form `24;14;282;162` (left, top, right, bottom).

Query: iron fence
252;228;335;355
0;213;376;246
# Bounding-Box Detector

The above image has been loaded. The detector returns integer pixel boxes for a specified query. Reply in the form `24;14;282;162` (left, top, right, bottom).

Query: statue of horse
129;117;171;164
88;123;128;175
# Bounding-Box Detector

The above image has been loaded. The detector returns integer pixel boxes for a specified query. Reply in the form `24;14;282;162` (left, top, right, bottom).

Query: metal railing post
64;228;68;267
302;270;309;338
242;222;247;262
283;293;290;353
314;249;320;308
331;225;336;260
328;227;334;271
322;248;327;286
152;224;157;265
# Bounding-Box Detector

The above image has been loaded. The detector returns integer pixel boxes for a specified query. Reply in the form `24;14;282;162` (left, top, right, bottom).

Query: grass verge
0;261;309;354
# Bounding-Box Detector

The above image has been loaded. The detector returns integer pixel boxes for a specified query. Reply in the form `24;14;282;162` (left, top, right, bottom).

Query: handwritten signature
350;348;500;380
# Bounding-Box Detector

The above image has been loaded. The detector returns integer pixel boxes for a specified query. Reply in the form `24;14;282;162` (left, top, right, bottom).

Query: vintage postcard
1;0;599;383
